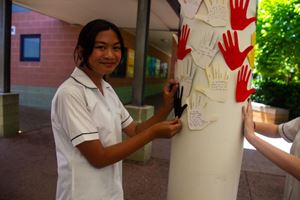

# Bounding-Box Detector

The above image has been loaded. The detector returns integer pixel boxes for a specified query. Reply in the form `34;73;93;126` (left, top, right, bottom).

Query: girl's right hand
150;118;182;138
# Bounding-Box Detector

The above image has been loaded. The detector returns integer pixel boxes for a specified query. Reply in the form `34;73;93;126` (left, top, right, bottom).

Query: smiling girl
51;19;182;200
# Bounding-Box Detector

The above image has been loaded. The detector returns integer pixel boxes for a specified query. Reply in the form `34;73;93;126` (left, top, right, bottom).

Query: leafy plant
255;0;300;83
253;0;300;119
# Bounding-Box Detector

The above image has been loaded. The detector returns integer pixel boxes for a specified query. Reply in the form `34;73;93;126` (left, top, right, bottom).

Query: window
111;48;128;77
20;34;41;62
12;4;31;13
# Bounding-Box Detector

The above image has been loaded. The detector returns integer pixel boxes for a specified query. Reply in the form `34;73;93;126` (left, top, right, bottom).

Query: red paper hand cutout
177;24;192;60
230;0;256;30
236;65;256;102
218;30;253;71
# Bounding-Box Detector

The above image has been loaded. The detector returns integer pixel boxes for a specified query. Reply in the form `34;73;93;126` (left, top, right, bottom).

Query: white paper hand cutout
191;29;219;69
187;94;218;130
176;56;197;97
195;0;228;27
179;0;203;19
195;63;230;102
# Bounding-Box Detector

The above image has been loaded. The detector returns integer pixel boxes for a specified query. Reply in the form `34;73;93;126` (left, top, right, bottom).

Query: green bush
252;80;300;119
255;0;300;83
252;0;300;120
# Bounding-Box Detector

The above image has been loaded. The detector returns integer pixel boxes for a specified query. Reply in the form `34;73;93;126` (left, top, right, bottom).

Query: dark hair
74;19;125;68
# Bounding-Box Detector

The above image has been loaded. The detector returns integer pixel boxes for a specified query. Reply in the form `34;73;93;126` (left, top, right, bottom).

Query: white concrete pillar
167;0;257;199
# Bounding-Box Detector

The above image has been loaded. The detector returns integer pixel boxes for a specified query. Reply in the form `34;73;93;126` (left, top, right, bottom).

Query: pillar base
124;105;154;163
0;93;19;137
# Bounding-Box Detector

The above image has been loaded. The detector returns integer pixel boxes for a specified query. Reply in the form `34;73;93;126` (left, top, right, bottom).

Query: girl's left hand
242;100;255;140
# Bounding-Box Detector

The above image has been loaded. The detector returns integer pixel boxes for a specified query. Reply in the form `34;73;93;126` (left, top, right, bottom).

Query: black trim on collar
70;76;97;89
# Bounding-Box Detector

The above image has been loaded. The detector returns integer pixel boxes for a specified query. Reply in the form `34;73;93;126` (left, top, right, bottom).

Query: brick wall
11;11;171;109
11;11;80;88
11;11;171;88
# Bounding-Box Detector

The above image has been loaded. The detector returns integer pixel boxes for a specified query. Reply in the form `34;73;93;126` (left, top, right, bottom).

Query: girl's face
87;29;122;76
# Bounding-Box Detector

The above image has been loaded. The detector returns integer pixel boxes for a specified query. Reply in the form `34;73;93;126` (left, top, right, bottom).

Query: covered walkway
0;95;287;200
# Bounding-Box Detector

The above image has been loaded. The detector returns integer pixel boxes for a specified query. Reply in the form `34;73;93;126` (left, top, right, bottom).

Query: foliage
253;0;300;118
255;0;300;83
251;80;300;119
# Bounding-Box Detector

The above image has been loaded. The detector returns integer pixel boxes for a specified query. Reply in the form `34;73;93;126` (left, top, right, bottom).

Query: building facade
11;5;171;109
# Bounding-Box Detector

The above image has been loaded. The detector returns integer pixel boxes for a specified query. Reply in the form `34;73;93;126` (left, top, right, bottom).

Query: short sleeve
119;101;133;129
54;88;99;146
278;117;300;143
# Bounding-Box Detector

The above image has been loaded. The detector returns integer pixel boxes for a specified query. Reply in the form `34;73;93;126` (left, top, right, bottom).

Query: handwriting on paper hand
174;86;188;118
179;0;203;19
195;0;228;27
191;29;219;69
177;24;192;60
218;30;253;71
230;0;256;30
236;65;256;102
195;63;230;102
176;56;196;97
187;94;218;130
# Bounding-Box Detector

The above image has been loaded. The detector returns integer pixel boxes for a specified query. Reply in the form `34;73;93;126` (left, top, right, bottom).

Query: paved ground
0;95;288;200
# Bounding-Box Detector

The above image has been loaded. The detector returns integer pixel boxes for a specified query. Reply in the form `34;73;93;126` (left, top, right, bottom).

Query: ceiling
12;0;180;55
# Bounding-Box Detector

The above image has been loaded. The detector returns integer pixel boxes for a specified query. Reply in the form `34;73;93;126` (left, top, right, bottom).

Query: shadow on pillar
0;93;19;137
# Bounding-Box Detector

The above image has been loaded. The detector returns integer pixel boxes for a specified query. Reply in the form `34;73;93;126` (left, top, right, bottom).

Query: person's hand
174;86;188;118
162;79;179;110
150;118;182;138
230;0;256;30
242;100;255;140
218;30;253;71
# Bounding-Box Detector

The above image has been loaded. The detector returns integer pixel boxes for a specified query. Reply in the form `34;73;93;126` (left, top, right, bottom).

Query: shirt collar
70;67;111;90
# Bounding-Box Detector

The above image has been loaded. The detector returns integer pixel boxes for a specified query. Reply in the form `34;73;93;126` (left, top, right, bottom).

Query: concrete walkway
0;96;288;200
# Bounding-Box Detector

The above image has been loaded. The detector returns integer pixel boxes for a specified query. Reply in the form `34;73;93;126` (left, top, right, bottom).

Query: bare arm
125;79;179;137
243;101;300;180
254;121;280;138
77;79;181;168
77;118;182;168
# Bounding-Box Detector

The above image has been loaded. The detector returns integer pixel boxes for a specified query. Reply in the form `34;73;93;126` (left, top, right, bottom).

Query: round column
167;0;257;199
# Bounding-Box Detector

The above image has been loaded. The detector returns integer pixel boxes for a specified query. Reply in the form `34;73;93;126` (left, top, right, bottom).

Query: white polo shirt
278;117;300;200
51;67;133;200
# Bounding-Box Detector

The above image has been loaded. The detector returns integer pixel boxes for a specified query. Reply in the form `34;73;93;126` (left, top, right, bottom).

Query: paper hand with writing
218;30;253;71
236;65;256;102
191;29;219;69
195;0;228;27
195;63;230;102
177;24;192;60
230;0;256;30
187;94;218;130
179;0;203;19
176;56;197;97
